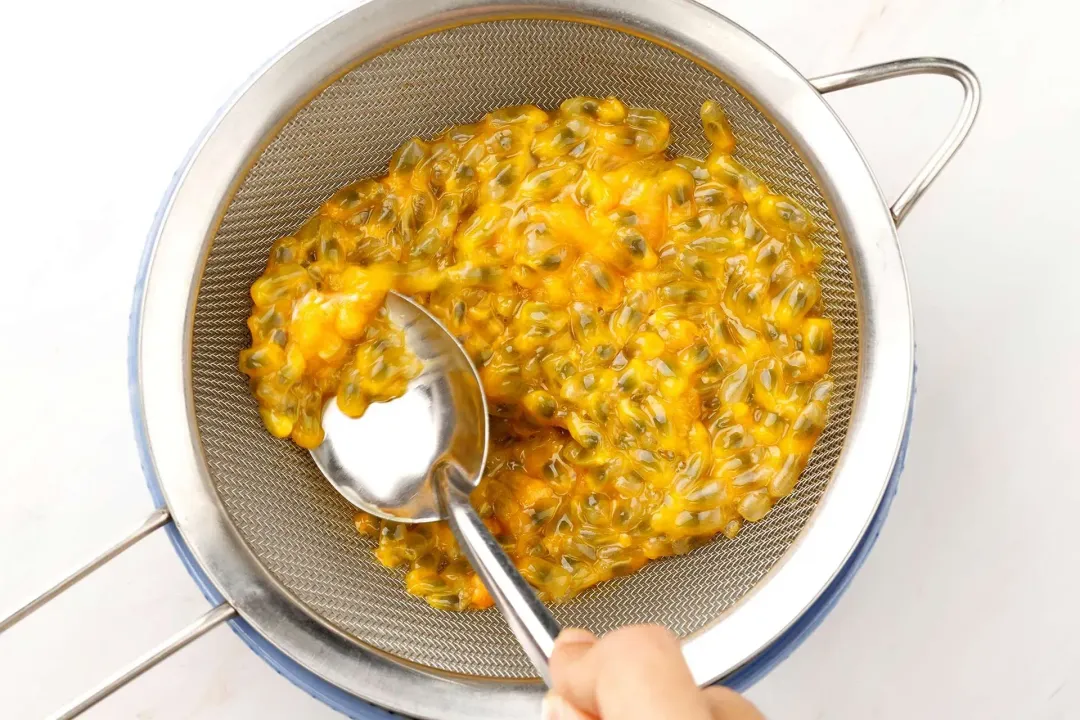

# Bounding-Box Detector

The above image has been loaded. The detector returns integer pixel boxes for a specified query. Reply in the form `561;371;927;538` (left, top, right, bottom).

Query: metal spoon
310;291;561;684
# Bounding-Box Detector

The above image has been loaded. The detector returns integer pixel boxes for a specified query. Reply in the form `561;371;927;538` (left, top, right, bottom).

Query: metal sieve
2;1;979;718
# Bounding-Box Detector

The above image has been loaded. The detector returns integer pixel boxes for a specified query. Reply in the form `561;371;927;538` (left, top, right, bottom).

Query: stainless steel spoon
310;291;561;684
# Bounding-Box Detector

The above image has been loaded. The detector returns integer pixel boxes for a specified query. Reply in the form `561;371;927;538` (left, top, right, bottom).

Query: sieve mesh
191;19;858;679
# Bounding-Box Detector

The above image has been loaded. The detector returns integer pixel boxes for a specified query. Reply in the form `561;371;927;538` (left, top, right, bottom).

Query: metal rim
132;0;914;717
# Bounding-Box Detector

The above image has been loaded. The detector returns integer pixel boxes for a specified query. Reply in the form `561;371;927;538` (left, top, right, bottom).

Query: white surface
0;0;1076;718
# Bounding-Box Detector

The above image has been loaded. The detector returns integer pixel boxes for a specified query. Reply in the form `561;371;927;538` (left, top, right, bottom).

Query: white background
1;0;1077;718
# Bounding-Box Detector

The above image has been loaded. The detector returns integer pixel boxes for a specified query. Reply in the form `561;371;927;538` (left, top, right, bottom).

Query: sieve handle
438;465;560;685
0;509;237;718
810;57;981;226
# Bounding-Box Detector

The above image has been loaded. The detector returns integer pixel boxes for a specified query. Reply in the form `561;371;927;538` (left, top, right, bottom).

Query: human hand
543;626;766;720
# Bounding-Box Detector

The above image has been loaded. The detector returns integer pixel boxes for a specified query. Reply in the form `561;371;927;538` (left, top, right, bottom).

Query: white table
1;0;1076;717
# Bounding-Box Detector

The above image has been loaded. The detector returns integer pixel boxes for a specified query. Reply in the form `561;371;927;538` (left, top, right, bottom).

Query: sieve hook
810;57;981;226
0;509;237;718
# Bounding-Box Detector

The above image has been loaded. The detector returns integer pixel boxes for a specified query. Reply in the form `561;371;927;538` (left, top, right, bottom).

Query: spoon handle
438;466;561;685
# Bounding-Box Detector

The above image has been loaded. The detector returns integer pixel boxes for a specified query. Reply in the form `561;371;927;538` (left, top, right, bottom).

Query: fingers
542;692;595;720
548;626;600;669
543;686;765;720
547;627;766;720
549;625;714;720
544;629;598;720
703;686;768;720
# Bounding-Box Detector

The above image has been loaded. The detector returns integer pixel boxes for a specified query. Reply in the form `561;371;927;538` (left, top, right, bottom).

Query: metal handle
810;57;981;226
437;465;561;685
0;509;236;718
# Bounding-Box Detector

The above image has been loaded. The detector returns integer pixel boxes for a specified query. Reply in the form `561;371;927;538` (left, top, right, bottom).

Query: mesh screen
191;19;858;679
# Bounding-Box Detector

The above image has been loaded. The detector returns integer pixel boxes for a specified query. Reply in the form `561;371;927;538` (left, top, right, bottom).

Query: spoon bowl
311;292;488;523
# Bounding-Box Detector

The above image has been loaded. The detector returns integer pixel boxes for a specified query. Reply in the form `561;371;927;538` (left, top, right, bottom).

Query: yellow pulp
241;97;833;610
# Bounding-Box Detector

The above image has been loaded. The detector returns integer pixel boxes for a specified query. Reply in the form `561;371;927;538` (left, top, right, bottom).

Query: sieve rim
131;0;914;717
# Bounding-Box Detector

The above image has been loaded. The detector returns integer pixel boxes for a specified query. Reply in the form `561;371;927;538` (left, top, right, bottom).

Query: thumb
547;628;597;717
542;692;595;720
549;625;710;720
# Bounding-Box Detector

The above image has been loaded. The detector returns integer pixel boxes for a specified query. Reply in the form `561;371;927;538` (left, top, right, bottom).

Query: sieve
1;1;980;718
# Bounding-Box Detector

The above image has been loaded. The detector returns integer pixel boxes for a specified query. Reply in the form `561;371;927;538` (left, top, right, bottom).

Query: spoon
310;291;562;684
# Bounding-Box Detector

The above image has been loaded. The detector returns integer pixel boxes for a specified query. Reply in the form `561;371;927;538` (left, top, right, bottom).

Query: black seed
592;268;613;291
495;165;516;186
